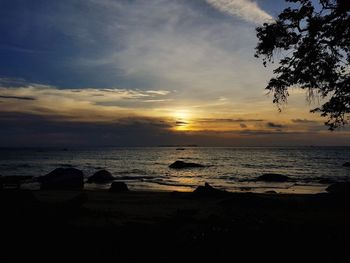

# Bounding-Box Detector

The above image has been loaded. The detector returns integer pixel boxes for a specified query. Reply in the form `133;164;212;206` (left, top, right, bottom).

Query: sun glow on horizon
173;109;192;131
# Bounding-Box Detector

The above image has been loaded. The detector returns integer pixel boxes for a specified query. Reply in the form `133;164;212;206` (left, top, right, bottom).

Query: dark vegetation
256;0;350;130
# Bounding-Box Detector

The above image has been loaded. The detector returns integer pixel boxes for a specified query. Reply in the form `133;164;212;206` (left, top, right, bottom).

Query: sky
0;0;349;147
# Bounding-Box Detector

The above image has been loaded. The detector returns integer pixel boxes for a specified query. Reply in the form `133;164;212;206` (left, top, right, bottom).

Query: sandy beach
1;188;349;262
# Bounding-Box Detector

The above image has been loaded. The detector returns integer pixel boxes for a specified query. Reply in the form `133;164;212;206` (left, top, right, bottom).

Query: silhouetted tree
255;0;350;130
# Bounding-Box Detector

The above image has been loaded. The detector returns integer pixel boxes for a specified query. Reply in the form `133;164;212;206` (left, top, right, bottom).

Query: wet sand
1;189;350;262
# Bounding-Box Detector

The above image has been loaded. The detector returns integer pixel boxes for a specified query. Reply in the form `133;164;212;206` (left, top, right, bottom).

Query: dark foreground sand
1;189;350;262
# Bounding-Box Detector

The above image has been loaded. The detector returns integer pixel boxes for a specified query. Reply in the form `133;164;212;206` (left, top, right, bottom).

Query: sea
1;147;350;194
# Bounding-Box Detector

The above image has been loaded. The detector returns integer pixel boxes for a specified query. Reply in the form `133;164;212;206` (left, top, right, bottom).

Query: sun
174;110;190;120
173;110;191;131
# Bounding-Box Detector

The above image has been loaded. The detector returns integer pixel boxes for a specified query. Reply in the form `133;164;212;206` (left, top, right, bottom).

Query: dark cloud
0;112;174;147
0;112;349;147
0;95;36;100
238;129;291;135
175;121;188;126
291;119;319;124
198;118;265;123
266;122;285;129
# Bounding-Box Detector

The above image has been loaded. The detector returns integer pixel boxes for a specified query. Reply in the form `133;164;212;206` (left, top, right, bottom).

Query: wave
57;164;75;168
114;175;159;181
114;169;149;175
150;179;196;188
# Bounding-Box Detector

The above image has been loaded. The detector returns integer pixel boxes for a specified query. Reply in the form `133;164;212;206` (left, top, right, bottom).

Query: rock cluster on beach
87;169;115;184
192;182;227;197
38;168;84;190
109;182;129;193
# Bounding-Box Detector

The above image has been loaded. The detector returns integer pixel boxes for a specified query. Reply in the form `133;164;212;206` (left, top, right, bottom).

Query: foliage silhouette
255;0;350;130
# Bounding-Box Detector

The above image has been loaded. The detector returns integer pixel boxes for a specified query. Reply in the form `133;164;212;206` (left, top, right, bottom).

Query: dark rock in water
343;162;350;167
257;173;290;182
169;160;205;169
109;182;129;193
176;148;185;151
88;169;114;183
326;182;350;195
192;182;227;197
39;168;84;190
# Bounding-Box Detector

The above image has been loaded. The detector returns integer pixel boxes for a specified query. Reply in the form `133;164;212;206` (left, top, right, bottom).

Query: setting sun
173;110;191;120
172;110;192;131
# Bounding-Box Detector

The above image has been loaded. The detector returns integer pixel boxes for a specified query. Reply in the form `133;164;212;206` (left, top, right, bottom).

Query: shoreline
21;179;329;194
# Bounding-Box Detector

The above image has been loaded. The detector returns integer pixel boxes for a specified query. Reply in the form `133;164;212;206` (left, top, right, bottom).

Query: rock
109;182;129;193
39;168;84;190
88;170;114;183
343;162;350;167
192;182;227;197
326;182;350;195
257;173;290;182
169;160;205;169
265;190;277;194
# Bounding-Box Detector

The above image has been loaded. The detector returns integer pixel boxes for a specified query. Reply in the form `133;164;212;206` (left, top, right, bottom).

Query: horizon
1;0;349;147
2;145;350;149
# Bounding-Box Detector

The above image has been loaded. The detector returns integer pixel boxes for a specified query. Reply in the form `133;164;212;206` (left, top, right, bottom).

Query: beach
1;188;350;262
1;147;350;262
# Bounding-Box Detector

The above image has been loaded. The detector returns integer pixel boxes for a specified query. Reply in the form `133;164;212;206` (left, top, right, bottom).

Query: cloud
62;0;272;102
198;118;265;123
0;84;173;122
175;121;188;126
238;129;291;135
0;112;173;147
1;111;349;147
291;119;319;124
0;0;273;107
206;0;272;24
0;77;33;88
266;122;285;129
0;95;36;101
